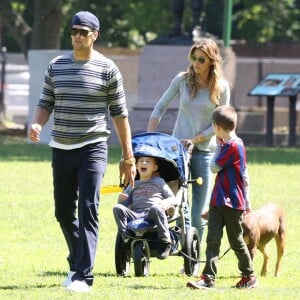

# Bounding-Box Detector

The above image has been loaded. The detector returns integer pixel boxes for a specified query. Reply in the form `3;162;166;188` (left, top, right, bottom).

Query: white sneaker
62;271;76;287
66;280;91;293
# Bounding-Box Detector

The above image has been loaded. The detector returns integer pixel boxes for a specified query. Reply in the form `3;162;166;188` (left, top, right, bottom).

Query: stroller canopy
131;132;188;182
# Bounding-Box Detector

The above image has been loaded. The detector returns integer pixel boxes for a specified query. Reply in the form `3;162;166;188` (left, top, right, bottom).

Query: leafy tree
0;0;63;57
0;0;31;55
0;0;299;54
60;0;173;49
0;0;299;126
232;0;300;42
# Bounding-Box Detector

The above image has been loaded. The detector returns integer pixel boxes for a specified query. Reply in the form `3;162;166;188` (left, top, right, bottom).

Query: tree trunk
0;0;62;128
0;0;31;57
31;0;62;49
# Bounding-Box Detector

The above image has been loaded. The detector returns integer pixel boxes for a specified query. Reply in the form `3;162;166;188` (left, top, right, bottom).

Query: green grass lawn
0;136;300;299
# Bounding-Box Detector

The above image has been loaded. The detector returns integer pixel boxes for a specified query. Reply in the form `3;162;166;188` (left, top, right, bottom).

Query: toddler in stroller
113;155;179;260
113;132;202;277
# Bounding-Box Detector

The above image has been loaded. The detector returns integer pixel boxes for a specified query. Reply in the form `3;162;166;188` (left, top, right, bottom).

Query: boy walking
187;106;257;289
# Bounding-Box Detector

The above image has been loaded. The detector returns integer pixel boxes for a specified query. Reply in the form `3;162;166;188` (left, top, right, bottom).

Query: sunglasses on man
70;28;94;37
190;55;206;64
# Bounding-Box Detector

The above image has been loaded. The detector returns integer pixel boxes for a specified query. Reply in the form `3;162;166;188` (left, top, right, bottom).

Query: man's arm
28;106;51;143
113;116;136;187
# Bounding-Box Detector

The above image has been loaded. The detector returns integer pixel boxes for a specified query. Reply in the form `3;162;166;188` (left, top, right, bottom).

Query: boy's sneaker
179;265;186;275
187;275;215;289
157;241;171;260
62;271;76;287
235;275;258;289
66;280;91;293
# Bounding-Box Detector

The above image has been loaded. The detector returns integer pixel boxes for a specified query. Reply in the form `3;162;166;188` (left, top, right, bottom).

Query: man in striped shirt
28;11;136;293
187;106;257;290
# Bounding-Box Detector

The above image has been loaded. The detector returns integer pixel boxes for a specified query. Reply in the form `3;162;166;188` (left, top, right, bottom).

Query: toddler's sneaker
186;275;215;289
66;279;91;293
157;240;171;260
62;271;76;287
235;275;258;289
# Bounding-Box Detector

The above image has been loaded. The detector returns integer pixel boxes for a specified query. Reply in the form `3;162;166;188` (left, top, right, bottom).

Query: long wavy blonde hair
185;38;224;105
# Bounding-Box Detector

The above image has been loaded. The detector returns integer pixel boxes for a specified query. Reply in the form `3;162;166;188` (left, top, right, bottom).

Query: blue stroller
114;132;201;277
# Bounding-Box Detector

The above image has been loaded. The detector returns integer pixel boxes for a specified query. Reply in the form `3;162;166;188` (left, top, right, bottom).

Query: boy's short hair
212;105;237;131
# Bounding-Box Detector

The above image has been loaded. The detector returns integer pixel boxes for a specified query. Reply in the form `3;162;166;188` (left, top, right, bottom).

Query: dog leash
123;234;232;263
218;247;232;260
178;246;232;264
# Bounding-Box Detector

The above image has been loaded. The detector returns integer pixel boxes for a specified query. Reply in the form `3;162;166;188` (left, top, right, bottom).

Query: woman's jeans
52;142;107;286
189;149;213;243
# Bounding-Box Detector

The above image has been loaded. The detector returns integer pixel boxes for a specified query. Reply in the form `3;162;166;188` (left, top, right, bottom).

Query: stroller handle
187;177;203;185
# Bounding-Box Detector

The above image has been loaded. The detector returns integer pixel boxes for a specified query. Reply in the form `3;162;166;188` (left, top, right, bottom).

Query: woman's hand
181;132;206;147
181;139;193;148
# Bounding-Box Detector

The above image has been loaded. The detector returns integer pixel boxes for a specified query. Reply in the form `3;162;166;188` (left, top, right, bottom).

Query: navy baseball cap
71;11;100;31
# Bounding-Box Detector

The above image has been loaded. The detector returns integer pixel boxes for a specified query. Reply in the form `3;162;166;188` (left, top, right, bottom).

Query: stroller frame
114;132;201;277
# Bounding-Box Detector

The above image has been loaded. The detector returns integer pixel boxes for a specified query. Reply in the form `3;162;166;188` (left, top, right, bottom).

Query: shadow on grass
0;271;119;290
1;135;299;165
0;284;58;290
0;142;51;162
247;147;300;165
0;136;122;163
39;270;117;278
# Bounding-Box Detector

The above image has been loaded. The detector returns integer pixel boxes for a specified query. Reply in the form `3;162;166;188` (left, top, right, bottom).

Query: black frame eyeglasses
70;28;94;37
190;55;206;64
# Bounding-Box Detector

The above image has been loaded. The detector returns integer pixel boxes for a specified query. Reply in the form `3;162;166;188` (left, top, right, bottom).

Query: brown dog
242;203;286;277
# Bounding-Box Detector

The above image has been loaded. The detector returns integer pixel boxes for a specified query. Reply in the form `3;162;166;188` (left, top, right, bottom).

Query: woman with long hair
147;38;230;243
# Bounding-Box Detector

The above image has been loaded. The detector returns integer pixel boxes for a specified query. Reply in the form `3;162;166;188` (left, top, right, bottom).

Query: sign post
248;73;300;146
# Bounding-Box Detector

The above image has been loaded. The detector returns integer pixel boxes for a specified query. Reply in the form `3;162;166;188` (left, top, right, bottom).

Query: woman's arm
147;117;160;132
147;74;182;132
219;79;231;106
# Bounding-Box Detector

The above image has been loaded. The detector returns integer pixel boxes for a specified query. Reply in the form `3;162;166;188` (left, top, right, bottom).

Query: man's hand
28;124;42;142
119;160;136;188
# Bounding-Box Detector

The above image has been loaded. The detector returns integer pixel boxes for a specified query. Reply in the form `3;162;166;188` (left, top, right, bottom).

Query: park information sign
248;73;300;97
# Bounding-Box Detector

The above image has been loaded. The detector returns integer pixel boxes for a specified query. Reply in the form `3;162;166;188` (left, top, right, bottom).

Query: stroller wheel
133;241;150;277
183;227;200;276
115;233;131;276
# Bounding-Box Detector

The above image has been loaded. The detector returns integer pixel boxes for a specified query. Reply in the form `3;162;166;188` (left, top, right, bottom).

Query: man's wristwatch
123;157;136;165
